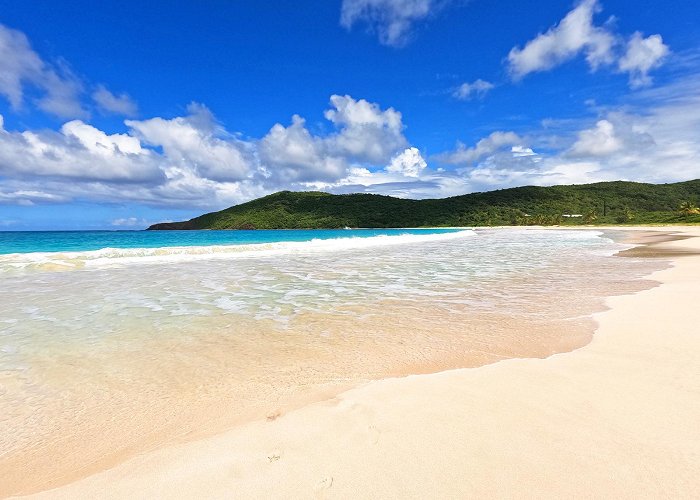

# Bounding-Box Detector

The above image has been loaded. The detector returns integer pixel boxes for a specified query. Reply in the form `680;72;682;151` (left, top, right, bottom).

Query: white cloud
0;189;70;206
0;23;140;120
36;68;87;119
452;79;494;100
568;119;622;156
126;103;253;182
511;145;537;157
0;94;412;208
0;102;266;209
437;131;524;165
259;95;408;184
0;24;87;119
111;217;149;227
575;103;700;183
3;72;700;213
275;86;700;197
386;147;427;177
0;24;46;108
0;116;163;183
618;32;670;88
431;77;700;194
340;0;443;47
507;0;615;78
62;120;144;156
259;115;347;183
324;94;407;163
93;85;138;116
507;0;668;88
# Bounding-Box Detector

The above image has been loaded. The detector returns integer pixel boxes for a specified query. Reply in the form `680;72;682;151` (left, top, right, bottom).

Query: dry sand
24;227;700;499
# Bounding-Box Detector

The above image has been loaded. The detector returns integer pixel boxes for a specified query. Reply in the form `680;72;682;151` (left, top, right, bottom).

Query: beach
2;0;698;496
6;226;695;498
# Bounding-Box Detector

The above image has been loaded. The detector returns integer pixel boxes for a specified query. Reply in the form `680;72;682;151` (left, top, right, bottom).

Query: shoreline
17;227;700;498
14;227;700;498
3;229;639;496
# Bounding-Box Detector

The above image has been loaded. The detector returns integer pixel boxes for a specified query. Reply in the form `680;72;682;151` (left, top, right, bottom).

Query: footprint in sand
368;424;380;444
266;409;282;421
315;476;333;493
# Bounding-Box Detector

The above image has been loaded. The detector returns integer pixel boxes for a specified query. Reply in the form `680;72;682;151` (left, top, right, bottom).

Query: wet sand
9;227;700;498
616;230;700;257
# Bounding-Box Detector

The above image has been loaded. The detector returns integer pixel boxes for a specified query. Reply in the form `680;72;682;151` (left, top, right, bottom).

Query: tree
616;206;635;223
679;201;700;215
583;210;598;224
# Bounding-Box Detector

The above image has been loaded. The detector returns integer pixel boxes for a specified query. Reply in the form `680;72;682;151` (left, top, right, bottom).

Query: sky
1;0;699;230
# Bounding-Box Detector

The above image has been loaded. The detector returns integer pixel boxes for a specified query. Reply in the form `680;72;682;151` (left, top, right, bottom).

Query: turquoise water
0;228;459;255
0;227;663;489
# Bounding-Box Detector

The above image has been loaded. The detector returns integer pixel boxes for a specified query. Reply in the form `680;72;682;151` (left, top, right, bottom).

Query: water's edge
1;228;670;497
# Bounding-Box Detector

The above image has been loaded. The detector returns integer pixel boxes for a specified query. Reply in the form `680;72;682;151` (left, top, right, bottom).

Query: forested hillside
148;180;700;229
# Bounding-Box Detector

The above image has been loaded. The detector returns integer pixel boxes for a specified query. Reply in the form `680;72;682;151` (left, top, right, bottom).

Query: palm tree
583;210;598;224
679;201;700;215
616;206;635;223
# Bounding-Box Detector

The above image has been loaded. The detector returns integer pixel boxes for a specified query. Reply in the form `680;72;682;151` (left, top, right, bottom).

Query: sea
0;228;665;495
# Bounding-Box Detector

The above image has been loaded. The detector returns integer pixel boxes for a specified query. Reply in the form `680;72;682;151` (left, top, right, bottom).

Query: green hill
148;179;700;229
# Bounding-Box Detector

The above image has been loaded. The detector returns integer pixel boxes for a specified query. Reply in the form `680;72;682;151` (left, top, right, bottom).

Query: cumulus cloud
340;0;445;47
386;147;427;177
507;0;669;88
259;115;347;183
3;72;700;212
126;103;253;183
618;32;670;88
0;116;163;183
452;79;494;100
93;85;138;116
324;94;407;162
62;120;144;156
431;77;700;195
568;119;622;156
259;94;408;184
0;103;265;209
0;94;413;208
565;103;698;183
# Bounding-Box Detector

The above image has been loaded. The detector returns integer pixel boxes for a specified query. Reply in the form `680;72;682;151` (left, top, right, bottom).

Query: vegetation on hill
148;179;700;230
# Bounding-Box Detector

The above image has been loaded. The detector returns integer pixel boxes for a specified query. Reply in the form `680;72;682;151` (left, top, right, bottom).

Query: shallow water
0;228;460;255
0;228;664;495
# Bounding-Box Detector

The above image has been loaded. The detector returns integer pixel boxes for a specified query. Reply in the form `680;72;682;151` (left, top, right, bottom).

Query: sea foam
0;230;475;274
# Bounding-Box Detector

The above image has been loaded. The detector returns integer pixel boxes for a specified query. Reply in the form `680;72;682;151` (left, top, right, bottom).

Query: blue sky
1;0;699;229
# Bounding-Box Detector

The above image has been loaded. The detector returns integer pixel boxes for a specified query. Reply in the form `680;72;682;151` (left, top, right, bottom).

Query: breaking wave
0;229;476;274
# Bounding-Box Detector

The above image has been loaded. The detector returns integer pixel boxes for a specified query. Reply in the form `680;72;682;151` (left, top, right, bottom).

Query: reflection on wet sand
0;229;666;496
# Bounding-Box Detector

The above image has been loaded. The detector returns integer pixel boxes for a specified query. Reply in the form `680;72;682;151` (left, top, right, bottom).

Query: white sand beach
25;226;699;499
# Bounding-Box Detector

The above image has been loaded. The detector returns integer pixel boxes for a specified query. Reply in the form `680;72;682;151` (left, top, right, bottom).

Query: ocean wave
0;230;476;274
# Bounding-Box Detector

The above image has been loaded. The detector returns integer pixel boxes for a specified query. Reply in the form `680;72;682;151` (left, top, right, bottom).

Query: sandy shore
23;227;700;499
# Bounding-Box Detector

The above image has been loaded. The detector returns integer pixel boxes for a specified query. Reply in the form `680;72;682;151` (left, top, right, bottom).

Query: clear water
0;228;460;254
0;228;663;495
